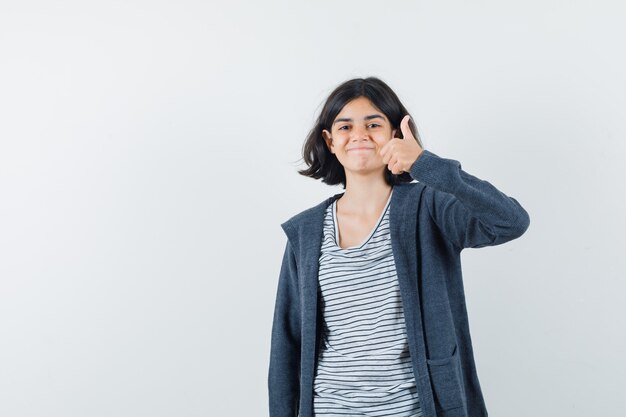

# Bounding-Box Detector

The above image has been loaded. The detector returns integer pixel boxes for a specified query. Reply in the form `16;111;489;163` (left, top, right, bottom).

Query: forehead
335;97;386;120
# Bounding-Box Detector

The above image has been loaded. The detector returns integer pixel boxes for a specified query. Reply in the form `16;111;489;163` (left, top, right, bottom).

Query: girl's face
322;96;397;176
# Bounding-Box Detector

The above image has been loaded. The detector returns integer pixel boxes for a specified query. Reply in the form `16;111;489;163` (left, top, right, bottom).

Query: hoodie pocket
426;344;464;411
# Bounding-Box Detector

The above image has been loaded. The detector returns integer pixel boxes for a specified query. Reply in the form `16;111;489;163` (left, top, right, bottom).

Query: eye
337;123;381;131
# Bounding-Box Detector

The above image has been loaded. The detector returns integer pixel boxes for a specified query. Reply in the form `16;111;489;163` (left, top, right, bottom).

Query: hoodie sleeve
268;239;301;417
409;149;530;250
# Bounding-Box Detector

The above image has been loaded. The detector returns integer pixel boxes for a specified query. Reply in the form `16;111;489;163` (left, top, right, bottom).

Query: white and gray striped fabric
313;187;422;417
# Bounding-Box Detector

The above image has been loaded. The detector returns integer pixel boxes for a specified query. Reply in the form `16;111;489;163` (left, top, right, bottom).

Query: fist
379;115;424;175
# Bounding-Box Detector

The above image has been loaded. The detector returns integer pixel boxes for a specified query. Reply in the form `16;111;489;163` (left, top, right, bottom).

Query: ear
322;129;334;153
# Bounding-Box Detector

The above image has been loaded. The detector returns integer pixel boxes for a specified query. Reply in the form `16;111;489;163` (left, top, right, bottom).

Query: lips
348;147;374;151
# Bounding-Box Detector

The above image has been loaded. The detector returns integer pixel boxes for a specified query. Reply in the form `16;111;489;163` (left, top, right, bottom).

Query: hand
379;115;424;175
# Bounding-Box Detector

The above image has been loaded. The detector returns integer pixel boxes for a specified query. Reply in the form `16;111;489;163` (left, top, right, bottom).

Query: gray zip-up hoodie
268;149;530;417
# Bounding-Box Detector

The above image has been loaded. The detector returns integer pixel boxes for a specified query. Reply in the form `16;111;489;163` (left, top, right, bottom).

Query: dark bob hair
298;76;423;189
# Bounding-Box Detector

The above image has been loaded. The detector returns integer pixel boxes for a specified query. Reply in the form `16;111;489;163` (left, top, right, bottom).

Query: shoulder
392;180;428;208
280;182;428;238
280;194;338;239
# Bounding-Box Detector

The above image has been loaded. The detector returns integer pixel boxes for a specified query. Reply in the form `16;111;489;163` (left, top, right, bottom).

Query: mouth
348;147;374;151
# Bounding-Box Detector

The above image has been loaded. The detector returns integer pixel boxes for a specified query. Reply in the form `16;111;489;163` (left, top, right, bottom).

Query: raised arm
409;149;530;250
268;239;301;416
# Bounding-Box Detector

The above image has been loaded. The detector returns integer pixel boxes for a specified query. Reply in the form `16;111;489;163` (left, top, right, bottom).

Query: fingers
387;155;401;174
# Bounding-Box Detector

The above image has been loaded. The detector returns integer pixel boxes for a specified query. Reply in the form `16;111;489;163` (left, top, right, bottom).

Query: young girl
268;77;530;417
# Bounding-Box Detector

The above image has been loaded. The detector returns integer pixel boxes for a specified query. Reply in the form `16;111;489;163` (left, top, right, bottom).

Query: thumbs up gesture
379;115;424;175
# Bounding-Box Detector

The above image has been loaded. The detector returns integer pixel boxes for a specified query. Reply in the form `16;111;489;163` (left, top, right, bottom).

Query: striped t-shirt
313;187;422;417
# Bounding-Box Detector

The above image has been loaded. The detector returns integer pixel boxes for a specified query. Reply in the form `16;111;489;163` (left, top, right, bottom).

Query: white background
1;1;625;416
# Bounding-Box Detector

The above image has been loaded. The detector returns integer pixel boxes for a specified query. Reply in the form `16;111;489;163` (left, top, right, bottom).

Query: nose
350;124;370;141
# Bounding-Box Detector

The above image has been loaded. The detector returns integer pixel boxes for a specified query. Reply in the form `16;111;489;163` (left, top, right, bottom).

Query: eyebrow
333;114;385;125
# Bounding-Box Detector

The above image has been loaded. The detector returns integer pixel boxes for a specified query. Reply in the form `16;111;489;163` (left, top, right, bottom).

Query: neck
339;171;392;215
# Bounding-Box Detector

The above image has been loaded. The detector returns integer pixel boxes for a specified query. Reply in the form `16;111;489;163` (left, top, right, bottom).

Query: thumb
400;115;412;139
